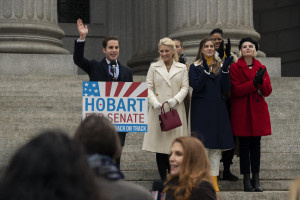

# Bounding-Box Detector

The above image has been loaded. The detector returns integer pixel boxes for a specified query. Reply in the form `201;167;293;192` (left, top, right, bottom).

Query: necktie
110;65;117;80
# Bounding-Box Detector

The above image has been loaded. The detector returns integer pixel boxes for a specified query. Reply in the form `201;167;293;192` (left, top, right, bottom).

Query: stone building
59;0;300;76
0;2;299;199
1;0;299;76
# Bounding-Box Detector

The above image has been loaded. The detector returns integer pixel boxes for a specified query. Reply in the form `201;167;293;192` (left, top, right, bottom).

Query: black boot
243;174;255;192
223;165;239;181
251;173;263;192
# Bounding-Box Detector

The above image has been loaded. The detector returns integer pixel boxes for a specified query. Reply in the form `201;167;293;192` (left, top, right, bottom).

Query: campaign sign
82;82;148;132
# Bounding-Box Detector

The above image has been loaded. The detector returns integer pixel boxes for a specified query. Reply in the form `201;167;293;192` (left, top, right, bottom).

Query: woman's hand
217;40;225;59
253;67;266;87
258;68;266;84
153;101;162;110
222;56;233;72
225;38;231;58
168;98;178;108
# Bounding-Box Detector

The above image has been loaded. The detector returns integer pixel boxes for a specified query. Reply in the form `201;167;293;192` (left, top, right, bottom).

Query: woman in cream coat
142;37;190;181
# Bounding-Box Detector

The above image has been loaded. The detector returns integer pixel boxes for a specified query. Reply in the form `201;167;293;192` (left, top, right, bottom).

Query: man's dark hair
210;28;223;36
173;38;183;47
74;114;121;159
102;36;119;48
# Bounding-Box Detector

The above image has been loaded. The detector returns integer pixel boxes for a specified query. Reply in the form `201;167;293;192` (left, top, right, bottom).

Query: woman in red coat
230;37;272;192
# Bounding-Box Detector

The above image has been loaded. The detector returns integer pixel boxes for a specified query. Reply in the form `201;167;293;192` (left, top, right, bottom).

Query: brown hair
102;36;119;48
164;137;213;200
195;37;222;75
74;114;121;160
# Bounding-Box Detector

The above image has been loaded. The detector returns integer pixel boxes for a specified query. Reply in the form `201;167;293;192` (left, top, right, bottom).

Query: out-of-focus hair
0;130;100;200
288;178;300;200
164;136;212;200
74;114;121;160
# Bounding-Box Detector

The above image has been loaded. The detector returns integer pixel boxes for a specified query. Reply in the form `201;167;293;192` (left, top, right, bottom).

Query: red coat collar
236;57;263;81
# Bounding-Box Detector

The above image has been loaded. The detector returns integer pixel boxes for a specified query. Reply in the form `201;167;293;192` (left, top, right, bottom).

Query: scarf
204;56;213;66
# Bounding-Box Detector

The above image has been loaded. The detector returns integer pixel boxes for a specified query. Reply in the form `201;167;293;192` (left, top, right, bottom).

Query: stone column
0;0;68;54
168;0;265;61
127;0;169;74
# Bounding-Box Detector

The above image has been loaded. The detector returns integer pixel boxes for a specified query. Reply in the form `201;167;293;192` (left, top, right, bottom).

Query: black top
166;179;217;200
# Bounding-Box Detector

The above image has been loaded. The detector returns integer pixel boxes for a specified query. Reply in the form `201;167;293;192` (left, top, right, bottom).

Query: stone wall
253;0;300;76
58;0;292;76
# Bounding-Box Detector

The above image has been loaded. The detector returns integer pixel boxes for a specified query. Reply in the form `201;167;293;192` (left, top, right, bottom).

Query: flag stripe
137;88;148;97
114;82;125;97
123;82;142;97
105;82;112;97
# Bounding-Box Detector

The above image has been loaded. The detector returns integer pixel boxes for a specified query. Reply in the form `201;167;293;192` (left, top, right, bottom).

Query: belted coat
142;60;190;154
230;57;272;137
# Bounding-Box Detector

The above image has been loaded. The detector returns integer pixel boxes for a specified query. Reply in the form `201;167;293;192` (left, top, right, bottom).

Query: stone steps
0;75;299;197
219;191;289;200
121;166;300;181
120;152;299;167
132;179;292;192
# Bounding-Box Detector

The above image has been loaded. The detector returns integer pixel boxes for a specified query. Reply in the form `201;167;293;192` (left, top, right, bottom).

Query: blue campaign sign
82;82;148;132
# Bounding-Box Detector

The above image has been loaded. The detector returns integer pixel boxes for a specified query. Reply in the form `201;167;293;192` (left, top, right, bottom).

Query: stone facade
2;0;298;76
253;0;300;77
0;0;68;54
60;0;272;75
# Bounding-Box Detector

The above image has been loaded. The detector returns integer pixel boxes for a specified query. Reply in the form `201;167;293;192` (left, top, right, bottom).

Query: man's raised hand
77;18;88;40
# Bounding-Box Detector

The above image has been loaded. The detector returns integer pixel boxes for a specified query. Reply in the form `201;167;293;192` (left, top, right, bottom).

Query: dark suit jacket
73;40;133;82
73;40;133;147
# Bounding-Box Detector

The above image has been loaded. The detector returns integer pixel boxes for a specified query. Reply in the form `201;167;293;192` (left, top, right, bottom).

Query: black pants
156;153;170;181
115;132;127;169
239;136;261;174
222;149;234;168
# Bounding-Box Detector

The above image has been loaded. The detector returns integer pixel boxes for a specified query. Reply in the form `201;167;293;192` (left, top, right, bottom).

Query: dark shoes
251;173;263;192
243;174;255;192
223;171;239;181
243;173;263;192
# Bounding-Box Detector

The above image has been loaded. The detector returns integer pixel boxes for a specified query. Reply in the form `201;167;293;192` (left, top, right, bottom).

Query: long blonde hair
158;37;179;62
195;37;222;75
164;137;213;200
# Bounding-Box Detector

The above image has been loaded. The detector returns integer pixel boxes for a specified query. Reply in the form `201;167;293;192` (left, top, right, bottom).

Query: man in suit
73;18;133;169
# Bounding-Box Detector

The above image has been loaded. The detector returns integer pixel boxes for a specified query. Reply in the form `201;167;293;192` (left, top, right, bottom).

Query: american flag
82;81;148;97
83;82;100;97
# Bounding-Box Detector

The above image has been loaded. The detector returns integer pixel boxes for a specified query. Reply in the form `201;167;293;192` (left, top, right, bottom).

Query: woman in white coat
142;37;190;181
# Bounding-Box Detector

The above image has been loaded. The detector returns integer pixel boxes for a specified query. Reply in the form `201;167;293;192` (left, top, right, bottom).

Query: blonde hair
158;37;179;62
238;45;257;58
289;178;300;200
164;137;213;200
